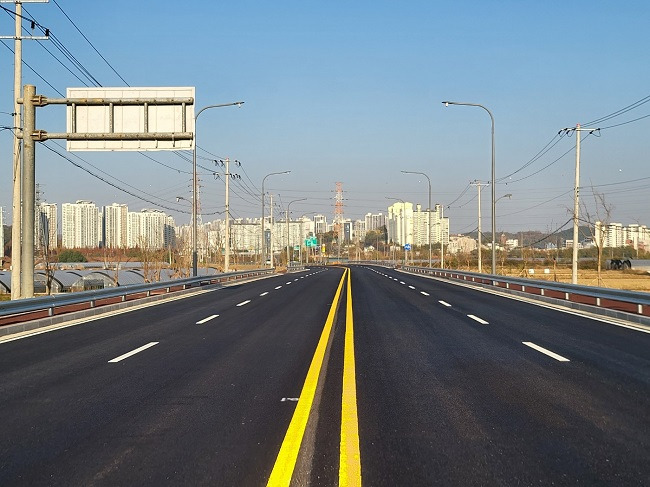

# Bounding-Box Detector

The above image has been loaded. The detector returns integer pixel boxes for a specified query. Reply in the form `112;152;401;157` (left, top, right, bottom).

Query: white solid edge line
237;300;251;307
421;291;430;296
523;341;570;362
196;314;219;324
439;300;451;307
404;269;650;335
260;292;269;296
467;314;489;325
108;342;159;363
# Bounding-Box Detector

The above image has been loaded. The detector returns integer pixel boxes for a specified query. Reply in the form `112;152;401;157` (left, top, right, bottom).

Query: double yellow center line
267;267;362;486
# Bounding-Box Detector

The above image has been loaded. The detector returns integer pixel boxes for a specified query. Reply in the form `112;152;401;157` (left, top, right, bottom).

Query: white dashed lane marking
467;314;489;325
439;300;451;307
108;342;159;363
237;300;251;307
523;342;570;362
196;314;219;325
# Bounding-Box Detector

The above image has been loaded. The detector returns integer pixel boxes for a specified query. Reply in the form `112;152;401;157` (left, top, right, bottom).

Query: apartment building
104;203;128;248
37;203;58;251
62;201;101;248
127;209;174;249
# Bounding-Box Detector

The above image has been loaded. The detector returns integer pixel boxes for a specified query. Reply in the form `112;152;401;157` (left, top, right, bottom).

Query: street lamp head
505;193;512;199
235;101;245;108
442;101;450;107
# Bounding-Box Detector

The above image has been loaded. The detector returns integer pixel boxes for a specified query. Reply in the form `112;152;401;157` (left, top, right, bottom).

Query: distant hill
464;225;592;249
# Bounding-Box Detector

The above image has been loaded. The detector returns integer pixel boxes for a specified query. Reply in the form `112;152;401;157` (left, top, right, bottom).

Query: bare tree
581;188;613;286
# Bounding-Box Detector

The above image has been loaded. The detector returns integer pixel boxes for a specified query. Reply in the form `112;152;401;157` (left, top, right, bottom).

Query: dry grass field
500;268;650;292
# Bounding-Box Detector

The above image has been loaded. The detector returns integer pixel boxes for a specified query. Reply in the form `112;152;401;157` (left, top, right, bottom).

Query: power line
599;113;650;130
496;134;564;183
0;40;64;96
50;0;129;86
583;94;650;126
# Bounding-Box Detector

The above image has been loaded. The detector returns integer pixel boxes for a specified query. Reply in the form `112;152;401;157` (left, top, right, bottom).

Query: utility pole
269;193;274;267
559;124;599;284
1;0;49;299
470;180;488;273
285;208;290;265
440;204;445;269
261;171;290;268
21;84;36;297
224;158;230;273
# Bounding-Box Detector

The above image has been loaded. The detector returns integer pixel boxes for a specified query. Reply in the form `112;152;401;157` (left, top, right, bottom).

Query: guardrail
400;265;650;321
0;268;274;327
287;263;306;272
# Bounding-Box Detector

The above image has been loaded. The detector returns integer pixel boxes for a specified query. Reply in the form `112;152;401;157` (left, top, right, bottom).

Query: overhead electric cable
50;0;129;86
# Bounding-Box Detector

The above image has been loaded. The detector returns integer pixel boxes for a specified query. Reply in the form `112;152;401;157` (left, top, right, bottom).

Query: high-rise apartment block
37;203;58;251
387;201;449;247
314;214;327;235
127;209;175;249
365;212;386;232
104;203;128;248
62;201;101;249
595;221;650;251
0;206;4;259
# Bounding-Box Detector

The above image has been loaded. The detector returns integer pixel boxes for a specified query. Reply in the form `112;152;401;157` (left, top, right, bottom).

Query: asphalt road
1;265;649;486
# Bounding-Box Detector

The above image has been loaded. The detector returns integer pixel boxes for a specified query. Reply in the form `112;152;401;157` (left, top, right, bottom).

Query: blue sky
1;1;648;235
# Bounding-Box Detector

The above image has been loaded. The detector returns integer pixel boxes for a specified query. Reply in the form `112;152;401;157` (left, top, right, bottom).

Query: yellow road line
267;268;348;487
340;267;362;486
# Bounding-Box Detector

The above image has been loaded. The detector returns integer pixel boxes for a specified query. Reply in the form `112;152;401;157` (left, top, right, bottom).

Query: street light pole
192;101;243;277
386;197;407;266
402;171;432;268
443;100;496;274
261;171;290;268
286;198;307;266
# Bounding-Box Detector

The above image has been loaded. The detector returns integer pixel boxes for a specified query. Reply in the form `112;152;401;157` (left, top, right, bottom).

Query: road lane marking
523;342;570;362
286;282;292;285
237;300;251;307
268;268;348;486
439;300;451;307
275;286;283;289
108;342;159;363
341;268;362;485
281;397;299;402
421;291;430;296
408;285;415;289
196;314;219;325
260;292;269;296
467;314;489;325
